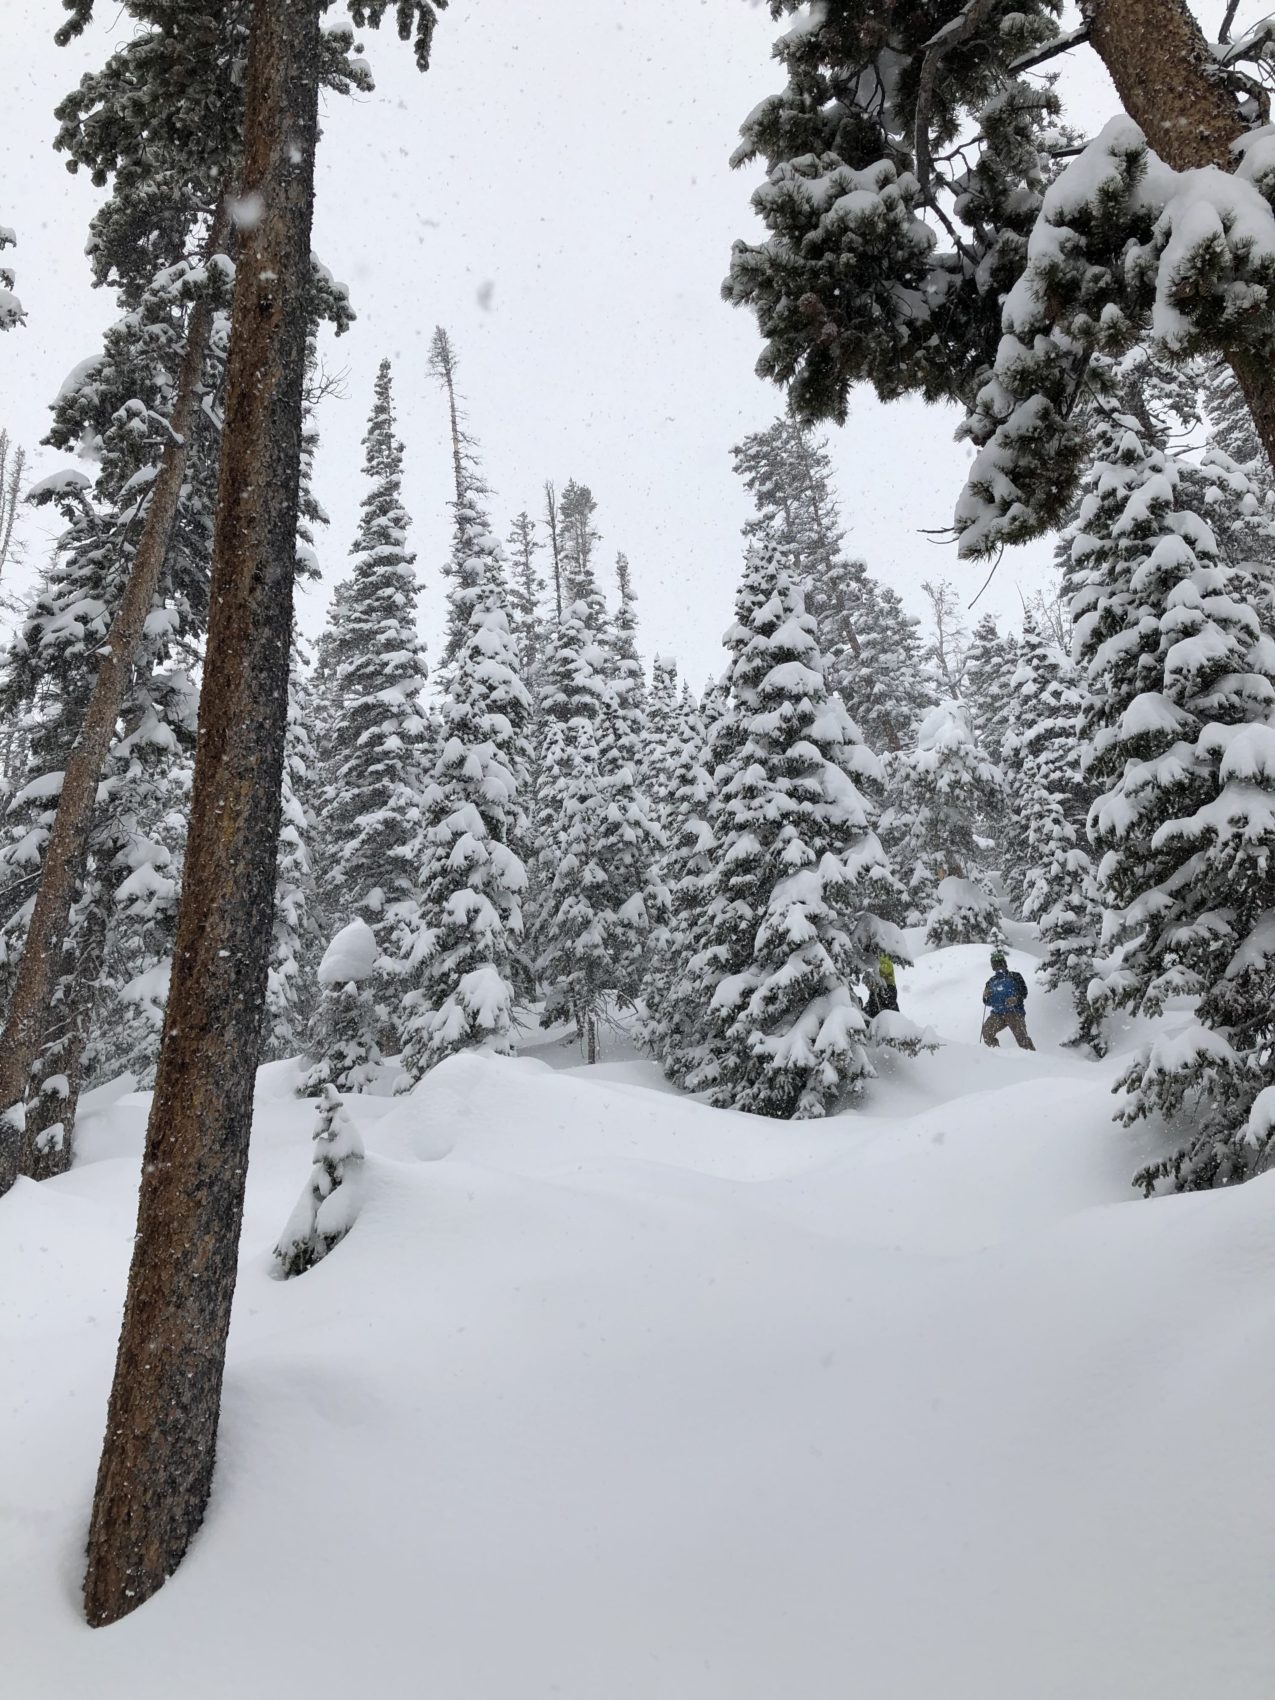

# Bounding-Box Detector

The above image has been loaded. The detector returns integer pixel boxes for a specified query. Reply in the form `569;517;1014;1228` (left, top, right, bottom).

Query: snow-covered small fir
273;1085;366;1277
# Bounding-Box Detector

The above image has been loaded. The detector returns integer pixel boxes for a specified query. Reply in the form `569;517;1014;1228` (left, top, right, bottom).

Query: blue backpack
985;970;1026;1015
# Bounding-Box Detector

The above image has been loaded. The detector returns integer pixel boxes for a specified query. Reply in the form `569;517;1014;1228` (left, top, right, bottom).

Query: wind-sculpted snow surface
1;945;1272;1698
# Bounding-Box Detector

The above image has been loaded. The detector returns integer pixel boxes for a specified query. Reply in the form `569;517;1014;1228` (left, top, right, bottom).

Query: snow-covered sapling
274;1085;366;1277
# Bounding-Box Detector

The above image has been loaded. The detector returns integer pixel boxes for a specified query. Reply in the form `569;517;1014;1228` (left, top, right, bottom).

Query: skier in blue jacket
981;949;1035;1050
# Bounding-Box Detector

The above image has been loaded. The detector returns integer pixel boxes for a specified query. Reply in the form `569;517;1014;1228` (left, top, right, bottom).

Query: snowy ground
2;943;1272;1698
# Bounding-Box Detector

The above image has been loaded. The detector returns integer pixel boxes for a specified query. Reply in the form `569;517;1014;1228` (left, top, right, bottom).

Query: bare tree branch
1009;22;1092;74
914;0;1003;208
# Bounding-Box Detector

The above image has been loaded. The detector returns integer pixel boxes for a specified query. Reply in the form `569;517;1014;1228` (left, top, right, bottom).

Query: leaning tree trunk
0;202;230;1197
82;0;321;1628
1082;0;1275;473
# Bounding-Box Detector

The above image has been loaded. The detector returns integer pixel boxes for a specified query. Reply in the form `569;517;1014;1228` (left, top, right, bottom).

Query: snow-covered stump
925;875;1002;949
274;1086;366;1277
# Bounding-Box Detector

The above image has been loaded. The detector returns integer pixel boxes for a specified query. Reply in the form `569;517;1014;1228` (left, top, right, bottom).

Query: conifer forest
3;4;1275;1695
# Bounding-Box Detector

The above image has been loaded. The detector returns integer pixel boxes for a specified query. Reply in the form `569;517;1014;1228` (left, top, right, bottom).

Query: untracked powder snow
1;940;1272;1699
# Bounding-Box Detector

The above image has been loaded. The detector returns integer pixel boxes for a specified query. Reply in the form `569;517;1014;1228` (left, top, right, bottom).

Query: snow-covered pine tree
263;657;318;1063
303;359;428;1092
0;251;227;1172
638;686;717;1087
730;415;863;688
305;917;385;1096
0;9;374;1193
528;582;613;1059
1197;362;1275;590
989;613;1104;1050
559;479;601;600
84;671;196;1095
838;573;935;756
595;551;664;999
887;702;1002;945
1071;410;1275;1190
273;1085;365;1277
398;515;531;1079
1031;777;1105;1056
506;509;546;680
427;330;513;675
960;611;1018;878
0;255;224;1021
676;681;707;782
675;541;910;1118
999;619;1076;915
963;614;1017;770
644;655;681;841
642;551;790;1094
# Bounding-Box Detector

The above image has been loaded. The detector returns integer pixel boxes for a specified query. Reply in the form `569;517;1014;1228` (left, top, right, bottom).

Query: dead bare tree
0;431;26;585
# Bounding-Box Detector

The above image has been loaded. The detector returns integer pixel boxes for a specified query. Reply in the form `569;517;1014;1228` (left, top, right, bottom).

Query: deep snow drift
2;943;1272;1699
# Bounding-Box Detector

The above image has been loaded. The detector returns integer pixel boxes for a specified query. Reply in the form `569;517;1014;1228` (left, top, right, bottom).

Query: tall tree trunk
0;203;230;1197
82;0;321;1627
1082;0;1275;474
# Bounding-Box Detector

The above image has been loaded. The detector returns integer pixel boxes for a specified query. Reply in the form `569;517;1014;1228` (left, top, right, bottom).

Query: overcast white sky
3;2;1262;687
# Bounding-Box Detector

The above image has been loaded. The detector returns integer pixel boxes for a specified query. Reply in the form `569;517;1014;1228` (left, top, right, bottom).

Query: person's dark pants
982;1011;1035;1050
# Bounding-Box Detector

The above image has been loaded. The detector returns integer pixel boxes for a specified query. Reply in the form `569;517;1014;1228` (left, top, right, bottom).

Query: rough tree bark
1081;0;1275;472
0;203;230;1197
82;0;321;1627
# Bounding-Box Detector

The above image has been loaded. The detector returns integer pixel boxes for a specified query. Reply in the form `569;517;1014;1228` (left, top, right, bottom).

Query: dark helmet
990;949;1008;969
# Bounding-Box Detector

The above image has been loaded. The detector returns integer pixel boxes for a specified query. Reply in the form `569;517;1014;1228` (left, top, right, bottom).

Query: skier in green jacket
865;954;899;1019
